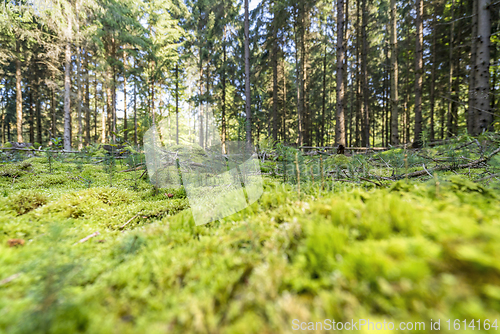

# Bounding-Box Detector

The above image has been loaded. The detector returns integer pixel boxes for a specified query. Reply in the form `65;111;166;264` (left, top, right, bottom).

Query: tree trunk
64;40;72;151
16;41;23;143
390;0;399;145
77;46;83;150
294;9;303;146
468;0;478;135
321;43;326;146
474;0;492;133
134;60;137;146
336;0;346;146
29;74;34;144
361;0;369;147
429;1;437;142
447;0;455;138
244;0;252;146
355;0;361;146
272;2;278;143
222;30;227;152
413;0;423;147
175;62;179;145
123;52;128;142
283;59;287;143
343;0;349;146
105;70;112;143
84;51;90;145
51;72;56;138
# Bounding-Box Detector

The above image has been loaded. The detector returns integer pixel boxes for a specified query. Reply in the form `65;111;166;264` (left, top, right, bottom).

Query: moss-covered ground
1;145;500;333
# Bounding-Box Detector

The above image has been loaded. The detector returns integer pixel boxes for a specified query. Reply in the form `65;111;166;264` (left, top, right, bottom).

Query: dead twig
359;176;383;187
74;231;100;245
120;214;139;229
118;164;145;173
0;273;21;286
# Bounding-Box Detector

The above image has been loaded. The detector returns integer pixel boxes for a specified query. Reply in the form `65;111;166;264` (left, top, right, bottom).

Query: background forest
0;0;499;150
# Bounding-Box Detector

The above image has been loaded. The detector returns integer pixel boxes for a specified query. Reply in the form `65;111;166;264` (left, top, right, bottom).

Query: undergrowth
0;143;499;334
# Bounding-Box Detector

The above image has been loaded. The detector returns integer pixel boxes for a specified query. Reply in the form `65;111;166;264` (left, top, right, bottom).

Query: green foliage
8;191;48;215
1;149;500;333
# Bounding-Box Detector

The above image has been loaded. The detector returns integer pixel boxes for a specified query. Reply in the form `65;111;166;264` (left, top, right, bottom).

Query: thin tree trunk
321;44;326;146
222;30;227;152
474;0;492;133
271;1;278;142
51;72;56;138
429;1;437;142
77;46;83;150
133;60;137;146
16;41;23;143
294;9;303;146
64;40;72;151
336;0;346;146
84;51;90;145
123;52;128;142
29;74;34;144
105;70;112;143
390;0;399;145
283;59;287;143
468;0;478;135
413;0;423;147
361;0;369;147
175;62;179;145
244;0;251;146
34;60;42;144
447;0;455;138
343;0;349;146
355;0;361;146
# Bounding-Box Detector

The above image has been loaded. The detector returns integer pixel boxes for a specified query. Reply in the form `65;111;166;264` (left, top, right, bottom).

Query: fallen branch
359;176;383;187
0;273;21;286
392;146;500;180
120;214;139;229
74;231;100;245
118;164;145;173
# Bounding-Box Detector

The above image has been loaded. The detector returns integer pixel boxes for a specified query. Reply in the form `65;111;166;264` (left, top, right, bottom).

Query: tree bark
361;0;370;147
272;1;278;143
29;72;34;144
134;65;137;146
336;0;346;146
64;39;72;151
123;52;128;142
468;0;478;135
244;0;252;146
390;0;399;145
447;0;455;138
429;0;437;142
474;0;492;134
84;50;90;145
175;62;179;145
413;0;423;147
16;41;23;143
222;27;227;152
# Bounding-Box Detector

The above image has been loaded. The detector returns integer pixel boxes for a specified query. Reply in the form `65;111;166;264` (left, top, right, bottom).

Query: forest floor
1;137;500;334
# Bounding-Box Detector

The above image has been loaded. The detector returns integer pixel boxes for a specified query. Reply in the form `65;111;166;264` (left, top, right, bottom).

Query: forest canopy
0;0;499;150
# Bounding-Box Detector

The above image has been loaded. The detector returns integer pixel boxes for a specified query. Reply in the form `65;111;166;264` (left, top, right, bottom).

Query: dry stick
120;214;139;229
118;164;145;173
359;176;383;187
139;170;147;180
74;231;100;245
422;163;433;177
0;273;21;286
393;146;500;180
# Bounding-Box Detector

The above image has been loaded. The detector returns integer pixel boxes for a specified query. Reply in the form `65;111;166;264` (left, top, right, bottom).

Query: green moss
0;147;500;333
8;191;48;215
